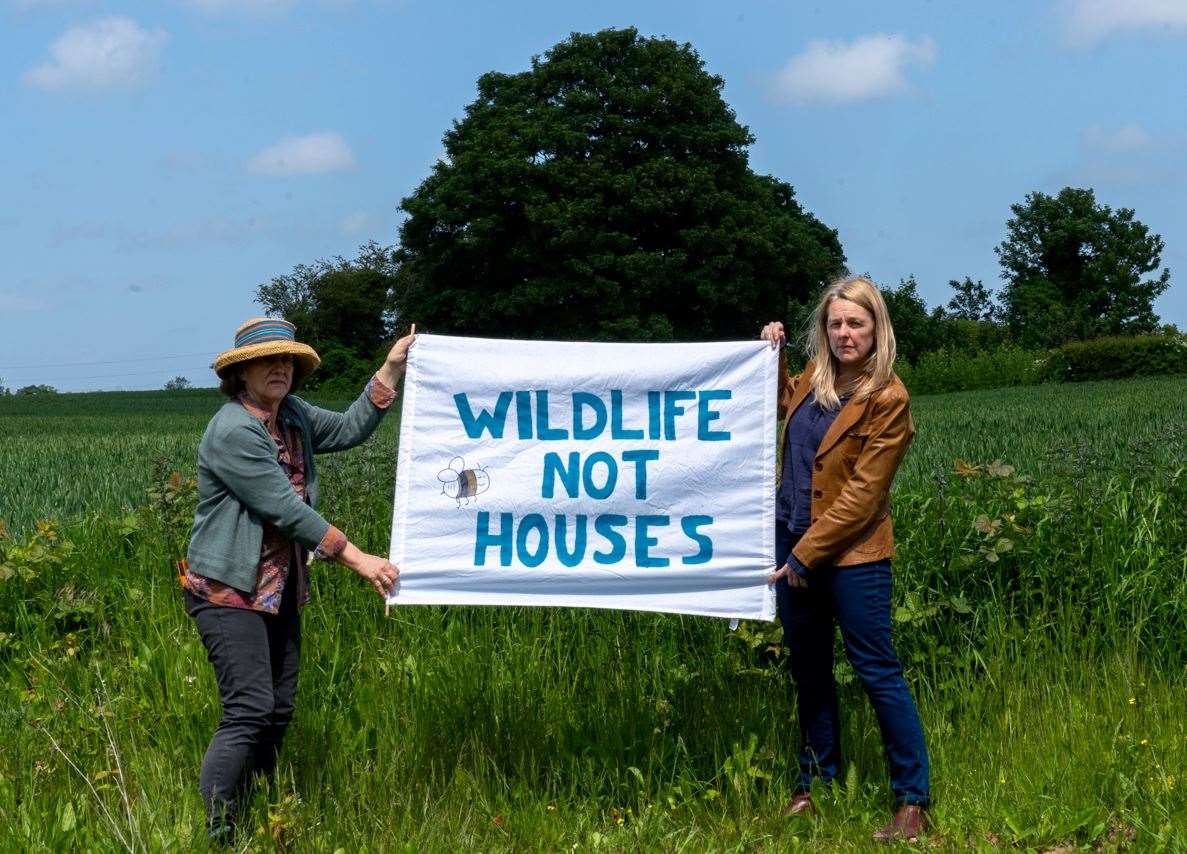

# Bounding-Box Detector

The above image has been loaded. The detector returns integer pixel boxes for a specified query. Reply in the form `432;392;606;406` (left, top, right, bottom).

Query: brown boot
872;804;927;842
782;792;815;817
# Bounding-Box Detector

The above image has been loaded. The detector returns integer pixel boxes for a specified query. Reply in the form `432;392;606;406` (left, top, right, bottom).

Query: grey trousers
185;579;301;833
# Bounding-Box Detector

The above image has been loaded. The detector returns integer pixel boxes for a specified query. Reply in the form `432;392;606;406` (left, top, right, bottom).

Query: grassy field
1;376;1186;851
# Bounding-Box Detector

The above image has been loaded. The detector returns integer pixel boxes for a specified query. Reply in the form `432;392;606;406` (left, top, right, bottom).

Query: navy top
777;391;846;574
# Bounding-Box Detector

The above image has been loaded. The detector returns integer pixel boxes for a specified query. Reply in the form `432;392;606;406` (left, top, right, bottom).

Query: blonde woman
760;275;929;842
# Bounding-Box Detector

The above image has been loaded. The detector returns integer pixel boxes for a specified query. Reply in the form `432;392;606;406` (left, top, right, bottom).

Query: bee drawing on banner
437;457;491;507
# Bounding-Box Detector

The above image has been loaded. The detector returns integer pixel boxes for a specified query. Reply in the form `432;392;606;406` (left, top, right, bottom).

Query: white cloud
184;0;294;14
771;34;936;106
1083;123;1154;152
22;17;166;92
0;290;49;313
9;0;96;9
248;132;356;176
125;215;273;249
340;211;372;235
181;0;397;16
1065;0;1187;46
1063;123;1187;189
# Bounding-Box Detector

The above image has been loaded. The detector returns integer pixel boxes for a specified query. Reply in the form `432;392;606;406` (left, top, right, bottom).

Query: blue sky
1;0;1184;391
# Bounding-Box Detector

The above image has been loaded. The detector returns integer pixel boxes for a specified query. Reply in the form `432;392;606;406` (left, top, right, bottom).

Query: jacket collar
784;361;871;458
816;395;870;458
785;360;816;418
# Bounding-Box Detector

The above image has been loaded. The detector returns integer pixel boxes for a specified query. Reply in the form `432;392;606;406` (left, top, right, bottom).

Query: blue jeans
775;525;930;805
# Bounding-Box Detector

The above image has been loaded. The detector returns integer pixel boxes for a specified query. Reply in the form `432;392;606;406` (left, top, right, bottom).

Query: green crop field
2;376;1186;851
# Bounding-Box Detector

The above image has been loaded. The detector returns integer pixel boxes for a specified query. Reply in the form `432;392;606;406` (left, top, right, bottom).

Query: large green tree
996;188;1170;347
255;242;401;390
396;28;844;341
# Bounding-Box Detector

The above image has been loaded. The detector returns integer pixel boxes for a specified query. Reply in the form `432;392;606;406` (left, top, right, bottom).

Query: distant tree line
0;382;57;396
254;29;1172;388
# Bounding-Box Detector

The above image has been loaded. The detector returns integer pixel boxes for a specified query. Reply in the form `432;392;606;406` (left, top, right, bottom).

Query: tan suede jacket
778;359;915;571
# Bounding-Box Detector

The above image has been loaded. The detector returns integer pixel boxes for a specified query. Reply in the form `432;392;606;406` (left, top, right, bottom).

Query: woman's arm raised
376;328;415;389
301;330;417;453
760;321;798;420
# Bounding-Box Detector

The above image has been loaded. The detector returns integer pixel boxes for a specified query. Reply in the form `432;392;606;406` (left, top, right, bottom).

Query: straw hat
212;318;321;378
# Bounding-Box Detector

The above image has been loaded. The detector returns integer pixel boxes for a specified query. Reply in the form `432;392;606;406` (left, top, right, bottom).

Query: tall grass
2;377;1186;850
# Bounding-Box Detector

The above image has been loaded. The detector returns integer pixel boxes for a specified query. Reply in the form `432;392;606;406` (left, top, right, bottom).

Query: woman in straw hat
182;317;414;842
760;275;929;842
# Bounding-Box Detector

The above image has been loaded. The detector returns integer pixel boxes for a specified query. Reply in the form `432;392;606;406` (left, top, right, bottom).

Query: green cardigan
186;388;388;593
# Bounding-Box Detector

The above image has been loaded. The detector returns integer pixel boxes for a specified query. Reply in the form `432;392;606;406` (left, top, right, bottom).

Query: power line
3;366;211;383
78;380;217;392
0;351;215;370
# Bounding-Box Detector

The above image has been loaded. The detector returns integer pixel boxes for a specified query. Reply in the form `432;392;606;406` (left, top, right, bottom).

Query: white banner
387;334;777;620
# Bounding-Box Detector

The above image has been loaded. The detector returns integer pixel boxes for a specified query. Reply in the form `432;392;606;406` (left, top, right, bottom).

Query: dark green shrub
932;317;1010;354
1046;334;1187;383
896;346;1047;395
303;341;374;395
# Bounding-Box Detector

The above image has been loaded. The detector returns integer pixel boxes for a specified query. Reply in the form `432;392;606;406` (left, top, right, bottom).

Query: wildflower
1140;738;1149;746
1128;697;1137;705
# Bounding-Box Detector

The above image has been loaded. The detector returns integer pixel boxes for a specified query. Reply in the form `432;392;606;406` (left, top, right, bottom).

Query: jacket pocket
840;430;867;466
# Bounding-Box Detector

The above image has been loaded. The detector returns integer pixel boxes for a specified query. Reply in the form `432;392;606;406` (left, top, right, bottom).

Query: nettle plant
142;465;198;561
884;458;1080;681
0;519;85;657
0;519;75;584
117;458;198;573
950;458;1069;577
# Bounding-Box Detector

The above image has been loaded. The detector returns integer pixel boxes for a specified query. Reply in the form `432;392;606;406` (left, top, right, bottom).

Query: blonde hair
804;274;897;409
